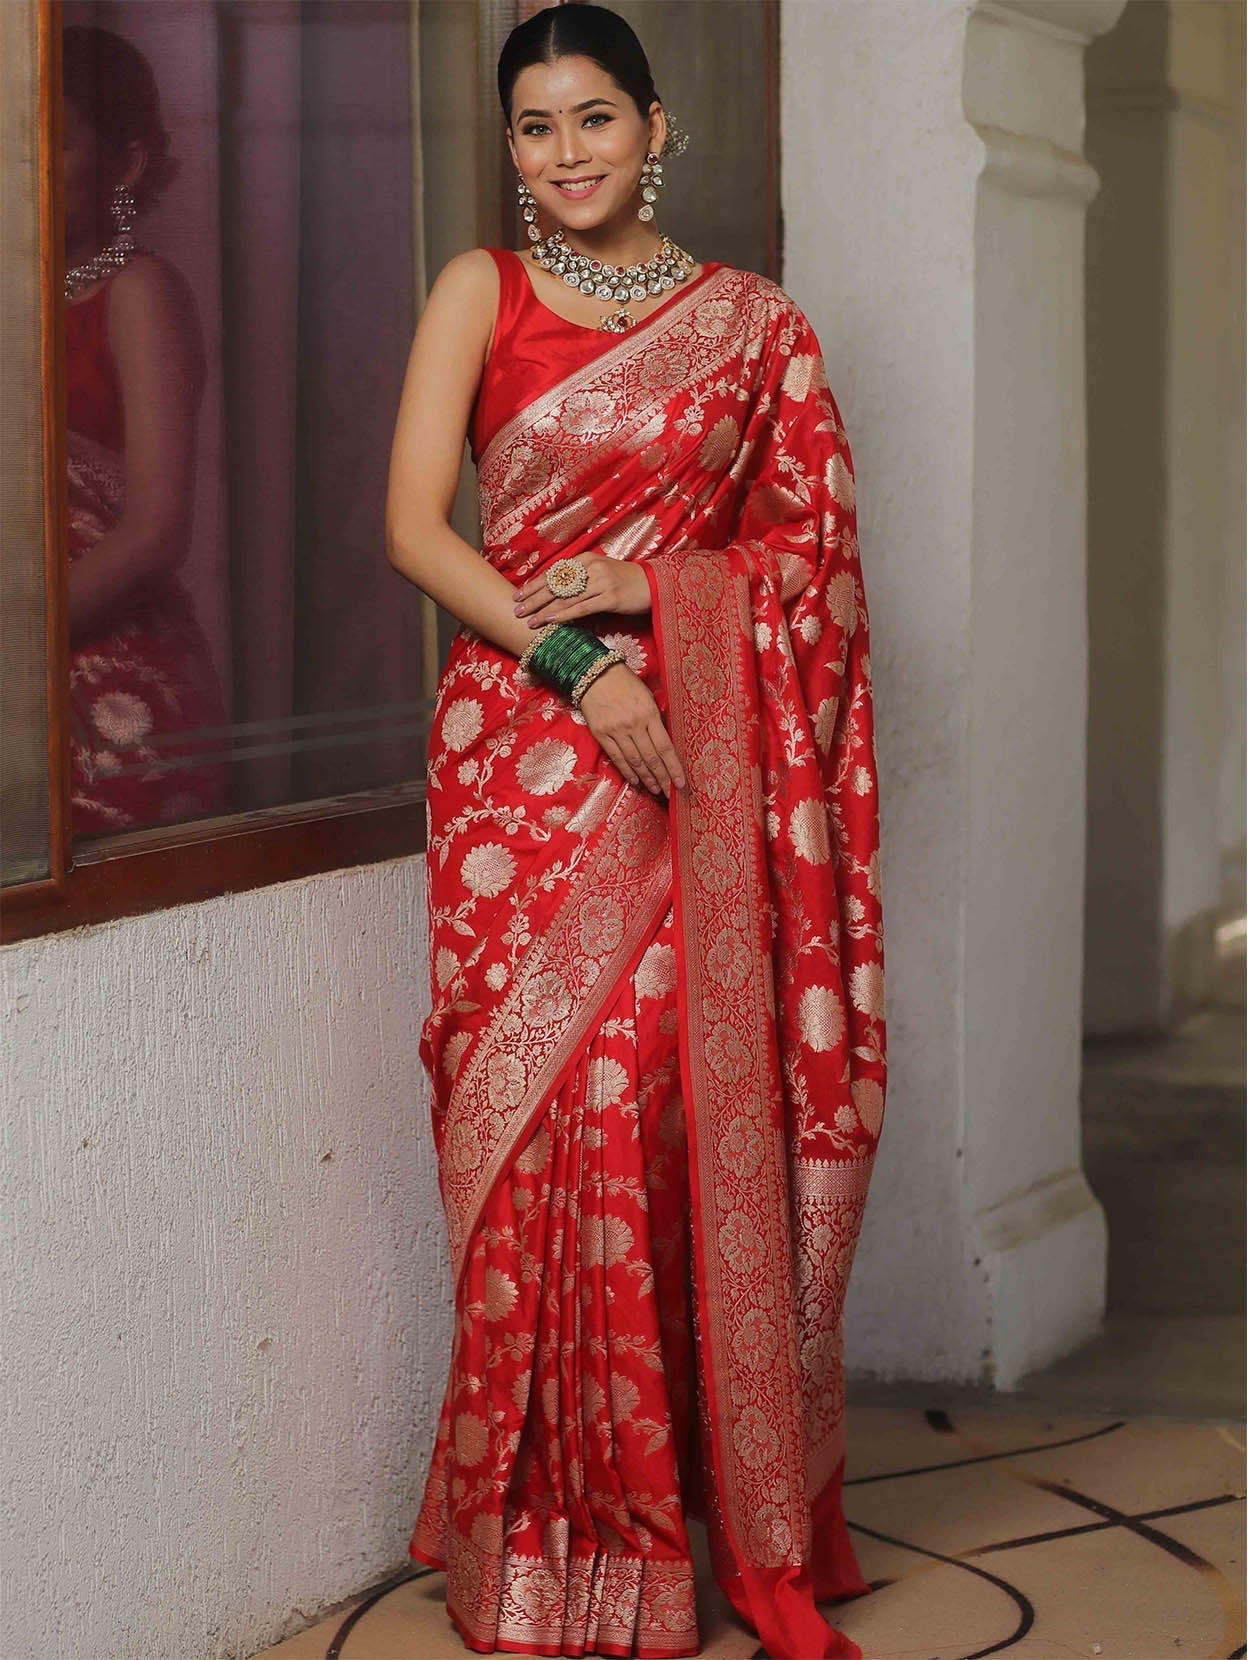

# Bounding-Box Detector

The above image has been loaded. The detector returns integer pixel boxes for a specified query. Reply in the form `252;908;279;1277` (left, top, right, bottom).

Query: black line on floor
1009;1472;1226;1571
844;1518;1035;1659
843;1413;1127;1486
967;1490;1244;1555
325;1566;435;1659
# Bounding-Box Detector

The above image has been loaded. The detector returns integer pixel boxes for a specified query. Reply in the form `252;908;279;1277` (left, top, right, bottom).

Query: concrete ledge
972;1168;1109;1389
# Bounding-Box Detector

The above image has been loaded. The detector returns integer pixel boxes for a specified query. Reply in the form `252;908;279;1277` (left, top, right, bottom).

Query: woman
63;25;229;838
385;7;886;1656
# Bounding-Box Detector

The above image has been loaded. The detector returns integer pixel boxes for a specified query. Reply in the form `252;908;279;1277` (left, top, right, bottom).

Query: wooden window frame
3;0;428;945
3;0;781;947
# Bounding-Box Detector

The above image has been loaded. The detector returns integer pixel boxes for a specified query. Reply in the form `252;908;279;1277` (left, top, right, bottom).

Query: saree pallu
410;264;887;1660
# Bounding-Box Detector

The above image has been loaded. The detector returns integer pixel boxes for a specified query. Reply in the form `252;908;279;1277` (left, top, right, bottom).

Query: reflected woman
63;25;228;838
385;6;887;1656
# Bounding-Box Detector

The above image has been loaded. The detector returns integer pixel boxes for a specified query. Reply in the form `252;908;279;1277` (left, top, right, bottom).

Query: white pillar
1083;0;1246;1034
783;0;1123;1387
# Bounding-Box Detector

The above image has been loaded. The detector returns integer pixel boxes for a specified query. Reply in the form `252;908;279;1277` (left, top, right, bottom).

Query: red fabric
66;283;125;452
470;250;724;464
412;262;886;1659
65;273;230;836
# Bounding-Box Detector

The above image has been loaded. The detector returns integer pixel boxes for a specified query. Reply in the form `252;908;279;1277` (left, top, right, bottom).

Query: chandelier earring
637;152;663;223
516;171;541;242
111;183;137;237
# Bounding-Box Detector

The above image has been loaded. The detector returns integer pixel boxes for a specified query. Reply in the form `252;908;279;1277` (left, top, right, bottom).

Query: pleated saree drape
409;256;887;1660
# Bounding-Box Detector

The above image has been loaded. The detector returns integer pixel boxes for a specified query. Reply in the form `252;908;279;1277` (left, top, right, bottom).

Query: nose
556;121;590;168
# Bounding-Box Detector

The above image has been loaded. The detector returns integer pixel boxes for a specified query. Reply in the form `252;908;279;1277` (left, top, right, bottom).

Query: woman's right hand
578;662;687;797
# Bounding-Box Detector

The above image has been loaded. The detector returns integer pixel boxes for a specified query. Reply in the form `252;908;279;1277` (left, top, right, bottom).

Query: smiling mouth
552;176;605;195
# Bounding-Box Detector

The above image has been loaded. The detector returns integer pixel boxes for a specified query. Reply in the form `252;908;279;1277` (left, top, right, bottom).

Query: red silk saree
409;252;887;1660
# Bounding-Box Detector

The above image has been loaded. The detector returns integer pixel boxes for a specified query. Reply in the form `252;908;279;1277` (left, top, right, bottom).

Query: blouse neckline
506;248;722;341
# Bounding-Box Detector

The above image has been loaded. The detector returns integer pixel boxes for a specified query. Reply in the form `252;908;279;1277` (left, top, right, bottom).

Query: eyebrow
516;98;618;120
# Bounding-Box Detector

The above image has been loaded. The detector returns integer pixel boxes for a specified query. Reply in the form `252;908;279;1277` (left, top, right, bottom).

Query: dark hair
497;3;659;127
62;25;181;216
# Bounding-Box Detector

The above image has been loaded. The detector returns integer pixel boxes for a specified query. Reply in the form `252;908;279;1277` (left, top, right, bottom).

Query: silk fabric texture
410;249;887;1660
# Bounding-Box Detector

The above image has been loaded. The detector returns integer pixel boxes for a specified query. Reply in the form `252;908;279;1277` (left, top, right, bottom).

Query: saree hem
413;1536;701;1659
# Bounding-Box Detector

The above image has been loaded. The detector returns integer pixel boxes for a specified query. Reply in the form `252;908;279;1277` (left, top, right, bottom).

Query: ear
505;124;519;173
648;100;666;157
122;138;148;195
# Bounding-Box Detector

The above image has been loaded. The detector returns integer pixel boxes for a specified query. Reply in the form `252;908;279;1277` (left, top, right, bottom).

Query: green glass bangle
524;621;613;699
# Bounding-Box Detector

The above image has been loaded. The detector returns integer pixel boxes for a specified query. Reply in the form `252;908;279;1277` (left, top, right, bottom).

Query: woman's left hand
514;551;651;628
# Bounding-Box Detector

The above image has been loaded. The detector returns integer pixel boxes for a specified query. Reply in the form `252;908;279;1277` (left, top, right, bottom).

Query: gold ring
545;558;589;599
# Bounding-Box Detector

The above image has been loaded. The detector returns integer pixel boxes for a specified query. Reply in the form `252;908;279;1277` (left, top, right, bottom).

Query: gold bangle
517;621;560;676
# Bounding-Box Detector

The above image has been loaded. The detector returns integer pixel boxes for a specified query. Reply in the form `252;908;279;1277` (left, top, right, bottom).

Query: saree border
646;550;810;1570
440;783;672;1292
477;265;737;484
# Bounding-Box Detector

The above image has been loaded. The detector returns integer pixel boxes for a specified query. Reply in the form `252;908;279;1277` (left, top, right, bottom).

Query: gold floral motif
440;696;485;751
515;738;579;796
698;415;740;471
850;959;886;1018
797;984;846;1052
826;450;856;509
453;1411;489;1466
597;511;664;562
790;796;832;864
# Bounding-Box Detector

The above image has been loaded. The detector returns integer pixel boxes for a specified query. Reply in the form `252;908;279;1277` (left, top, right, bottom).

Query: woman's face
63;96;144;242
63;98;108;233
507;54;663;237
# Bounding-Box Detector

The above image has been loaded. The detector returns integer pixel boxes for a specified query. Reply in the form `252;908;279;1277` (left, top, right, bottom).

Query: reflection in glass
63;23;231;838
50;2;772;854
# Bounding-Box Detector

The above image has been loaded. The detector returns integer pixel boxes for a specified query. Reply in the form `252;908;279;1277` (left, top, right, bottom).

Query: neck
67;213;118;269
547;217;663;267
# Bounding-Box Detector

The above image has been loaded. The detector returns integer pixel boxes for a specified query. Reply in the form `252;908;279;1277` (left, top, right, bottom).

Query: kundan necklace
528;229;697;333
65;231;147;302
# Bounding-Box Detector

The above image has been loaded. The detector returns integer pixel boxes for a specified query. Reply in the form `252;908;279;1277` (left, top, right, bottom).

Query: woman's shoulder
422;248;504;340
428;249;507;308
101;250;204;354
91;249;194;314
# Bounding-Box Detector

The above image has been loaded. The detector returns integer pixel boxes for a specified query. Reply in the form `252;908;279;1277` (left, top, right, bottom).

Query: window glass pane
1;0;52;887
60;0;454;846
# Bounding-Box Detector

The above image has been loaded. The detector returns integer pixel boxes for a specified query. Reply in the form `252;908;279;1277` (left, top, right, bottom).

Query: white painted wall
2;862;450;1659
783;0;1120;1388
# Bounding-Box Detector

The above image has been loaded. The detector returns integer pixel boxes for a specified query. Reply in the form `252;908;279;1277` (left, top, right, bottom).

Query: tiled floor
254;1405;1246;1660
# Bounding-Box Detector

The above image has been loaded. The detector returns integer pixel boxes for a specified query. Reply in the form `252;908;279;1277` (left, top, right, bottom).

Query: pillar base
971;1169;1108;1389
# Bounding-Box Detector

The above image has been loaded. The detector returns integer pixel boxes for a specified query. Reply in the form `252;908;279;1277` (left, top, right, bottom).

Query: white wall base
972;1170;1109;1389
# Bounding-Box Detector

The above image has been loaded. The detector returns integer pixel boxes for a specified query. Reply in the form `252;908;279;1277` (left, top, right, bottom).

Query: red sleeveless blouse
469;247;723;463
66;280;125;451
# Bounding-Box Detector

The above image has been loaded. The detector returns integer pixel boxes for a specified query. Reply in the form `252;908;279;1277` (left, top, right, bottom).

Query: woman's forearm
68;517;190;642
387;515;535;660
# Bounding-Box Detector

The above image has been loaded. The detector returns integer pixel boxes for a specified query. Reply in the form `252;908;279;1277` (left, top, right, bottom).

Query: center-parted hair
497;3;659;126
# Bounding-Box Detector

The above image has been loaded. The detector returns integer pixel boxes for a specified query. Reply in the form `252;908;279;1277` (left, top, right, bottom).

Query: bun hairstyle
62;24;181;216
497;3;659;127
